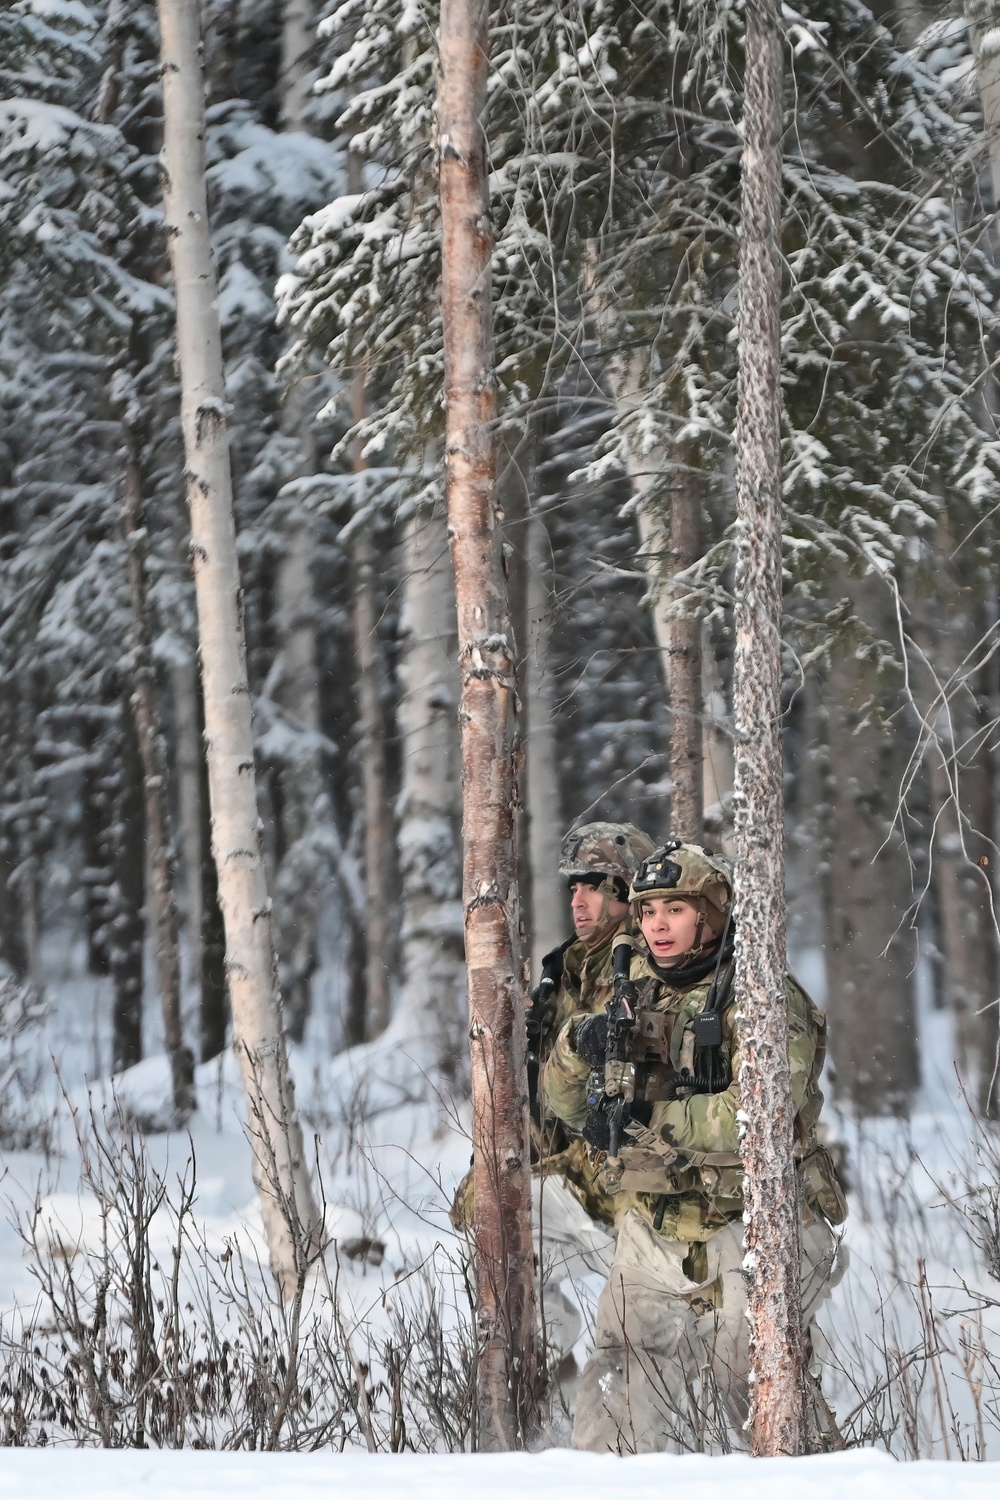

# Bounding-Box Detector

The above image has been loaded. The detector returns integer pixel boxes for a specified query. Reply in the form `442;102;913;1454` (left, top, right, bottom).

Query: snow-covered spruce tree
283;0;1000;1115
282;0;1000;674
0;0;171;1069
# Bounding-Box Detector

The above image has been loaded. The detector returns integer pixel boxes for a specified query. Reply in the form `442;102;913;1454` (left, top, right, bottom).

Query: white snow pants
531;1174;615;1363
572;1208;843;1453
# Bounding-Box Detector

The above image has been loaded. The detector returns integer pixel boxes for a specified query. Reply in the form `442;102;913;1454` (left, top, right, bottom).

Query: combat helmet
559;822;657;902
629;840;733;931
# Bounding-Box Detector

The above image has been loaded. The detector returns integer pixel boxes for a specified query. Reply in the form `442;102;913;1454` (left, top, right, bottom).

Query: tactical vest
600;964;846;1235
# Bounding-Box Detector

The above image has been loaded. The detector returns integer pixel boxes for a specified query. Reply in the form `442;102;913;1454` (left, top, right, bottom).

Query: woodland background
2;0;1000;1459
2;0;997;1120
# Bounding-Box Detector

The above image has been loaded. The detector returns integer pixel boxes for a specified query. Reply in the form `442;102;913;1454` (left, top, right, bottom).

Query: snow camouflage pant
572;1209;845;1452
532;1174;615;1362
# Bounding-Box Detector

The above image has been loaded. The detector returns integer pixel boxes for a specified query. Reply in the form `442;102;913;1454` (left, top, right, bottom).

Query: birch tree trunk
732;0;804;1456
281;0;315;132
156;0;320;1292
968;2;1000;211
123;451;196;1122
437;0;539;1446
397;504;465;1066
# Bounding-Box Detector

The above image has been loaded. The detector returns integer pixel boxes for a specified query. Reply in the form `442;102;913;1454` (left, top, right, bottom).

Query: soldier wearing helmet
543;840;847;1452
451;821;655;1358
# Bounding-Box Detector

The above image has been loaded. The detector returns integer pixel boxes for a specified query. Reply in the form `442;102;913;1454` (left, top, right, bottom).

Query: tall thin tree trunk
397;504;465;1067
272;512;325;1042
525;513;563;974
437;0;539;1448
664;463;703;840
199;677;229;1062
172;656;203;991
732;0;804;1456
156;0;320;1291
123;450;196;1122
12;667;41;986
967;2;1000;210
346;143;395;1040
702;624;735;845
111;698;146;1075
610;391;705;838
824;575;919;1115
281;0;314;131
350;520;395;1039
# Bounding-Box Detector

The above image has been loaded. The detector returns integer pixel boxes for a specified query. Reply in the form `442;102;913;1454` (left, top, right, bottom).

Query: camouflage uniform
451;823;655;1360
542;841;847;1450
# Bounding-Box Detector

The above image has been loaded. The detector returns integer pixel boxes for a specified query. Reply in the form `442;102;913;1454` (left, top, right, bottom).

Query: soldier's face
569;880;628;943
639;896;708;965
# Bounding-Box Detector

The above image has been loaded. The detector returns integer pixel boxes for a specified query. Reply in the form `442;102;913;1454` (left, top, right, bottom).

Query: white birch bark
732;0;805;1455
967;2;1000;209
281;0;315;132
156;0;320;1294
396;505;465;1055
524;514;563;974
438;0;539;1446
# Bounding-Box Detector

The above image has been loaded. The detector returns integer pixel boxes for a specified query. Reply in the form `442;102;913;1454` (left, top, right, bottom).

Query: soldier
451;821;656;1359
543;841;847;1452
528;823;657;1283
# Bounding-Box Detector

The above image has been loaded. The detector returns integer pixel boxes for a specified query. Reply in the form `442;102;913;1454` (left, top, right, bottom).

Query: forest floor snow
2;957;1000;1467
1;1446;1000;1500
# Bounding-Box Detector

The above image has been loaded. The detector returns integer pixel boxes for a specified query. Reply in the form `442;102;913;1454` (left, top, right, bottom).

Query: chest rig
597;938;736;1194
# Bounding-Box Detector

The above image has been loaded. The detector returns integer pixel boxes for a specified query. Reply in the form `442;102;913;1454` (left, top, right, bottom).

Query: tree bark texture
123;453;196;1122
524;513;564;976
732;0;805;1457
156;0;319;1292
437;0;539;1448
397;504;465;1072
351;521;396;1039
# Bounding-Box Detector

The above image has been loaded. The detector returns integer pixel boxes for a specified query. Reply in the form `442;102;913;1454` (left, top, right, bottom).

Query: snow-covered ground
2;947;1000;1465
1;1446;999;1498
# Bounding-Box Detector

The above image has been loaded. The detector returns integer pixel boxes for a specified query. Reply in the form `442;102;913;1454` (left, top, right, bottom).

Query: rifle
601;934;638;1192
526;939;571;1127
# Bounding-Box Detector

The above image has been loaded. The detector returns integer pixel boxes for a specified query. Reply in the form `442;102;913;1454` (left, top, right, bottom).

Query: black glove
582;1105;612;1153
582;1097;653;1155
574;1013;608;1069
